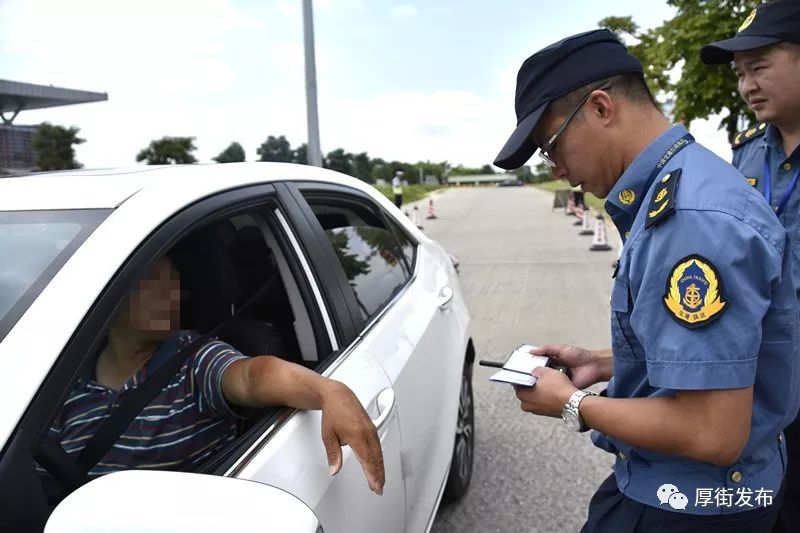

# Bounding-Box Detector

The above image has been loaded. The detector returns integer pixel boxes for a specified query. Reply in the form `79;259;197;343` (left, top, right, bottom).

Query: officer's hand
531;345;605;389
515;367;578;418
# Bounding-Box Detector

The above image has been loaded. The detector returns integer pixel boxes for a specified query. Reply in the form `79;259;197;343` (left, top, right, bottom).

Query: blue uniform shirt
733;123;800;296
597;124;800;515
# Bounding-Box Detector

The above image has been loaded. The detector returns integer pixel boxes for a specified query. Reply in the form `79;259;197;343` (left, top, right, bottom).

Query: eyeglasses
538;82;612;168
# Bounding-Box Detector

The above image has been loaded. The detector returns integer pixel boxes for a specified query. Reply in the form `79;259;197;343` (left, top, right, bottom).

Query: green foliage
328;229;371;281
324;148;354;175
136;137;197;165
213;142;245;163
256;135;293;162
351;152;372;182
291;143;308;165
32;122;85;171
450;164;495;176
600;1;762;140
374;184;440;204
250;134;451;185
534;180;607;214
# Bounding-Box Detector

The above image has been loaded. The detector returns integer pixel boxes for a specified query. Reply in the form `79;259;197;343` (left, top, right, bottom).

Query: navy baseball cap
494;29;644;170
701;1;800;65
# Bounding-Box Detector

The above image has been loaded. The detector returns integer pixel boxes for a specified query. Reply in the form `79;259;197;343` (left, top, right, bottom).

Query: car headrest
229;226;277;302
170;221;241;331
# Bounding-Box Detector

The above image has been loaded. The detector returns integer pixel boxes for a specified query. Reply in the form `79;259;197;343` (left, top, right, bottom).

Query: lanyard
762;147;800;217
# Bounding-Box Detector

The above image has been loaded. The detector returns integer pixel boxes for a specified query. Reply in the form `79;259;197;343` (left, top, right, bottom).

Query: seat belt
35;274;278;493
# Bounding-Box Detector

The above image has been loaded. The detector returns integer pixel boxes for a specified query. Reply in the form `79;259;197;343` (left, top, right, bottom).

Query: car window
0;209;109;341
385;216;416;270
306;197;413;323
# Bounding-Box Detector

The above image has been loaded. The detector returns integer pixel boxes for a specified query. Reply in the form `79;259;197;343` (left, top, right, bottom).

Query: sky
0;0;734;169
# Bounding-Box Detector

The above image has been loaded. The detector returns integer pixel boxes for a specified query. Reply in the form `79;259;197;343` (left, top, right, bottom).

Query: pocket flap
611;279;630;313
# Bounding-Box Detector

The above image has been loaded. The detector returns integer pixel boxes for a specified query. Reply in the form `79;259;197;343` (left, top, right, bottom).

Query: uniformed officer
701;3;800;531
494;29;800;532
392;170;404;208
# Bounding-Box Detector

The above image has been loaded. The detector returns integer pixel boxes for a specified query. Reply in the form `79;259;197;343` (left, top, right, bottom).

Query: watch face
563;410;581;432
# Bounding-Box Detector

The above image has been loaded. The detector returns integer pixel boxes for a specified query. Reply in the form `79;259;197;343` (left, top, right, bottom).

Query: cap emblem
738;9;757;33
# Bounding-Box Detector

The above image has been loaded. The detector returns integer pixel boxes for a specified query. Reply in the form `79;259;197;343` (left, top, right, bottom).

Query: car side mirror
45;470;323;533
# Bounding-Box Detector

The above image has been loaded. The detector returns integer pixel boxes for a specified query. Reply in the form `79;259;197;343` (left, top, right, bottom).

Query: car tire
442;361;474;504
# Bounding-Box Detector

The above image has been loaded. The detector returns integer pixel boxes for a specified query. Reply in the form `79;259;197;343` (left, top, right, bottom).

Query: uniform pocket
610;279;641;362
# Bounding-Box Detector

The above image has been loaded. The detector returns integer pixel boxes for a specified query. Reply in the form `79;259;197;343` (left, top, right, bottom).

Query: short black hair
547;72;659;118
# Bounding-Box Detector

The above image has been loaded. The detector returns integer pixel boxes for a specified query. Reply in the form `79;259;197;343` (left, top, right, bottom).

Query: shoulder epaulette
645;168;681;229
732;122;767;149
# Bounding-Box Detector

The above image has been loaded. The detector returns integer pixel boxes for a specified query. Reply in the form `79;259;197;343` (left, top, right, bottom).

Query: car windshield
0;209;110;342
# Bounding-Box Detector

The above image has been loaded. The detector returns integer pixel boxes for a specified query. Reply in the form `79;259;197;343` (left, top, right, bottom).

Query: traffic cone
580;207;594;235
589;214;612;251
566;195;576;216
573;204;584;226
412;205;424;230
426;198;438;220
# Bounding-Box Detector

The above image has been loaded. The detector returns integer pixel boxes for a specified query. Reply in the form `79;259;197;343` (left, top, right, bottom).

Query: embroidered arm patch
663;255;727;328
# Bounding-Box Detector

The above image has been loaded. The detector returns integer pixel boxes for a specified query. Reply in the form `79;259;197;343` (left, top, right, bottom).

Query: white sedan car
0;163;474;533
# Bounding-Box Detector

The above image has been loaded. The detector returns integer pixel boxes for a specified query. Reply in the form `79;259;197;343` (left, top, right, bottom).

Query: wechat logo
657;483;688;510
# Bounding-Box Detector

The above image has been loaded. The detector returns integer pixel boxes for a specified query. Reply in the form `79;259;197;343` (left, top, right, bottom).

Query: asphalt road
417;186;620;533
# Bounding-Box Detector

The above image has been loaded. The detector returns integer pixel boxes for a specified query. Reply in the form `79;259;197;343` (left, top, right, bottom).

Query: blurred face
121;256;181;335
533;90;616;198
734;45;800;125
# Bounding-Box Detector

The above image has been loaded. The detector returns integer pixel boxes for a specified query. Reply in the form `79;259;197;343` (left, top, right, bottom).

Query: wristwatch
562;389;597;432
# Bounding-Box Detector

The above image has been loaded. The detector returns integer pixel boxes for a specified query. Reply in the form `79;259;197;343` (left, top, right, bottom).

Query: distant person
392;171;404;208
494;29;800;532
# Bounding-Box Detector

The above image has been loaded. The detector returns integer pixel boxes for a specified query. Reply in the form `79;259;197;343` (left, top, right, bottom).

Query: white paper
487;345;548;387
503;348;549;374
489;369;537;387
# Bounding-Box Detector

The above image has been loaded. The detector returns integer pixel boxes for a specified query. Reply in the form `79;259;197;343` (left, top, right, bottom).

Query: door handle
437;286;454;310
371;388;396;431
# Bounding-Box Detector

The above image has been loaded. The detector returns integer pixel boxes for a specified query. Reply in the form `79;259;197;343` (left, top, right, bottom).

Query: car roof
0;163;363;211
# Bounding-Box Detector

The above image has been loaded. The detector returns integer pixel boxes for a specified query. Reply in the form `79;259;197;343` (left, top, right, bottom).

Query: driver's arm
222;356;385;495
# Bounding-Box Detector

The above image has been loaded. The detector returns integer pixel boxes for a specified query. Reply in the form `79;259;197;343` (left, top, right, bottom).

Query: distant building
0;79;107;173
447;174;508;186
0;124;36;174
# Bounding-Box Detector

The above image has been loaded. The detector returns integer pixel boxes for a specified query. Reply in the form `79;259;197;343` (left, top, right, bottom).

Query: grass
374;184;441;205
533;180;607;214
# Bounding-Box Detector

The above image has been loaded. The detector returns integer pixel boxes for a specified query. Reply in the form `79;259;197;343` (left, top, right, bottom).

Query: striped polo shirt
43;330;248;479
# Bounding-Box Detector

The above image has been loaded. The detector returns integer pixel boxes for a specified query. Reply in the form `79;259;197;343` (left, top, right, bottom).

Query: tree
509;165;537;183
136;137;197;165
415;160;448;184
324;148;354;175
292;143;308;165
32;122;85;171
352;152;373;182
213;142;245;163
256;135;293;162
599;0;762;141
450;164;491;176
370;157;392;183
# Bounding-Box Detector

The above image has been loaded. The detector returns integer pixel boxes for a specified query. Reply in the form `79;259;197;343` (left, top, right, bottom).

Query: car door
283;182;469;532
222;201;407;533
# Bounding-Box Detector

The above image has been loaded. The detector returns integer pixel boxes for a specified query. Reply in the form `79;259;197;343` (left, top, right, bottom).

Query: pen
478;360;505;368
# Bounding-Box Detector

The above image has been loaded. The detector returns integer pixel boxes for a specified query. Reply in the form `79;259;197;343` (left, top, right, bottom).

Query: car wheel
442;362;474;504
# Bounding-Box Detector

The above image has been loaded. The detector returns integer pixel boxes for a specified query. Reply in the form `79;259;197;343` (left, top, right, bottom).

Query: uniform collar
764;123;783;153
606;124;690;236
763;123;800;162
